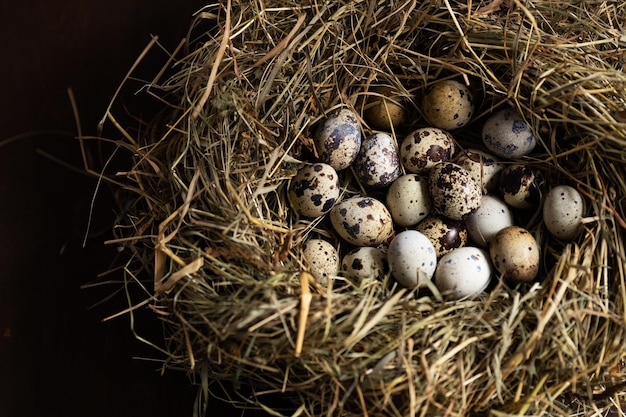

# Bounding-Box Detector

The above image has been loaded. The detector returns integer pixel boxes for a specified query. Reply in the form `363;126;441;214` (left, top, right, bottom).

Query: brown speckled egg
499;164;543;209
289;163;341;218
314;108;362;171
415;214;467;258
330;196;394;246
302;239;339;285
386;174;432;227
364;87;408;131
354;132;401;188
428;162;482;220
400;127;456;174
422;80;474;130
489;226;540;283
454;149;503;193
341;247;388;281
482;108;536;159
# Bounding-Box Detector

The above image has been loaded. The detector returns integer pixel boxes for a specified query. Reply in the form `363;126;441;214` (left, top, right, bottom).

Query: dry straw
97;0;626;415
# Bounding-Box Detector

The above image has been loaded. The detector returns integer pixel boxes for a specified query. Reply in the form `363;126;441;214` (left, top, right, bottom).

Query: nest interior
99;0;626;415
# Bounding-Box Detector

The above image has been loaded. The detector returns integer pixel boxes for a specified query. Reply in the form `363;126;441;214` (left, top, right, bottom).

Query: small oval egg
435;247;493;299
400;127;456;174
341;247;388;281
354;132;401;188
289;163;341;218
302;239;339;285
330;196;394;246
364;86;408;131
415;214;467;258
386;174;432;227
489;226;540;283
482;108;536;159
428;162;482;220
314;108;362;171
465;195;515;248
454;149;503;193
387;230;437;288
422;79;474;130
499;164;543;209
543;185;584;241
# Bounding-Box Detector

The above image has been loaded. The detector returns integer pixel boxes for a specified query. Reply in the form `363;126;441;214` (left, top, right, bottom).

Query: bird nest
97;0;626;415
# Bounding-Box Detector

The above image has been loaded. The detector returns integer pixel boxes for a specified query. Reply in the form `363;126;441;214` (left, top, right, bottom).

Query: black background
0;2;264;416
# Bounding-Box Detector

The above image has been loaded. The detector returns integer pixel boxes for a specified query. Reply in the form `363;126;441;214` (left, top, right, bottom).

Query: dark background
0;2;260;416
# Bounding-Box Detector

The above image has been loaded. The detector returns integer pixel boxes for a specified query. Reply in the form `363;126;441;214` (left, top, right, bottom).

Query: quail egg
364;86;408;131
314;108;362;171
386;174;432;227
499;164;543;209
428;162;482;220
422;79;474;130
464;194;515;248
400;127;456;174
454;149;503;193
302;239;339;285
354;132;401;188
341;247;388;281
387;230;437;288
435;247;493;299
289;163;341;218
489;226;540;283
415;214;468;258
330;196;394;246
543;185;585;241
482;108;537;159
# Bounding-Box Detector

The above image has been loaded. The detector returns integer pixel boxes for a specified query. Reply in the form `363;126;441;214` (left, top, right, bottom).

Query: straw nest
99;0;626;415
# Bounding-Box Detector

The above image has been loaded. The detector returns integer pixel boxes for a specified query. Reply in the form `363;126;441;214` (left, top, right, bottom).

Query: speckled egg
454;149;503;193
354;132;401;188
543;185;585;241
435;247;493;299
387;230;437;288
341;247;388;281
465;194;515;248
489;226;540;283
422;79;474;130
386;174;432;227
428;162;482;220
415;214;467;258
330;196;394;246
400;127;456;174
289;163;341;218
314;108;362;171
499;164;543;209
302;239;339;284
482;108;537;159
364;87;408;131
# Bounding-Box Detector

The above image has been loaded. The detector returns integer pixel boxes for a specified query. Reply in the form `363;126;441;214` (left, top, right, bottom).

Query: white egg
543;185;584;241
465;194;515;248
386;174;432;227
302;239;339;284
387;230;437;288
435;247;493;299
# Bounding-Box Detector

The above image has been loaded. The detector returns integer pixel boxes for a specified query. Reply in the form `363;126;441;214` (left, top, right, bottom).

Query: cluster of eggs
289;80;585;299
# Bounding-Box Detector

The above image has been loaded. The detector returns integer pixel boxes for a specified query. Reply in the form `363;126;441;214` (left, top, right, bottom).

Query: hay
98;0;626;415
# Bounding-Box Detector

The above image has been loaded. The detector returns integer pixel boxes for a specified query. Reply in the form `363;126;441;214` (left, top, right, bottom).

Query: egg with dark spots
302;239;339;285
428;162;482;220
354;132;401;188
435;247;493;299
422;80;474;130
314;108;362;170
489;226;540;283
400;127;456;174
415;214;468;258
386;174;432;227
499;164;543;209
543;185;585;240
341;247;388;281
482;108;536;159
330;196;394;246
454;149;503;193
289;163;341;218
